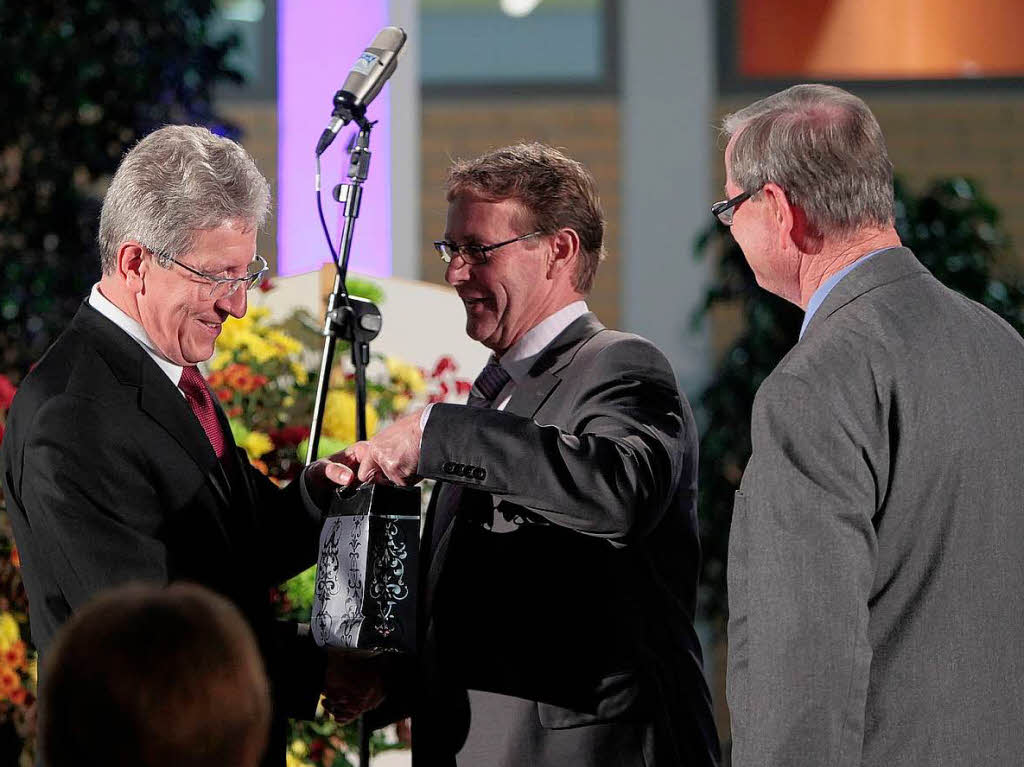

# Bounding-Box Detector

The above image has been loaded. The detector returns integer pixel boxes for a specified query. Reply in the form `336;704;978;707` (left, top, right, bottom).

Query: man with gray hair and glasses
1;125;389;767
721;84;1024;766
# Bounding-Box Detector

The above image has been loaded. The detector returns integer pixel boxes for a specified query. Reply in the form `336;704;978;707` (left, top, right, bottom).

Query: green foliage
694;177;1024;626
0;1;243;382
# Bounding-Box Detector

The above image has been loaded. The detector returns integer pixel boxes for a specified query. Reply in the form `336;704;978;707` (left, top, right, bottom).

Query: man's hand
303;452;362;508
322;647;399;723
336;407;425;487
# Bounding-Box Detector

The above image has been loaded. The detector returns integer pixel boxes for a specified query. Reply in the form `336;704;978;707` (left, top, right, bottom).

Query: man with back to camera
39;582;271;767
1;125;391;767
326;142;721;766
721;84;1024;766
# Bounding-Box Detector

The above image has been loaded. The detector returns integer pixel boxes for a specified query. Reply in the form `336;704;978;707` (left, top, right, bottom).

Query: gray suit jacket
407;313;719;766
727;247;1024;766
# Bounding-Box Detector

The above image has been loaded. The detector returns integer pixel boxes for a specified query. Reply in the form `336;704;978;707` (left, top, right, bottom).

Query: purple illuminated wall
278;2;392;277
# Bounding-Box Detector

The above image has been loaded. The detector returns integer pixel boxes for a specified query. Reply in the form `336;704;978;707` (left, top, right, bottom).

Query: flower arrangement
0;374;36;767
207;281;472;766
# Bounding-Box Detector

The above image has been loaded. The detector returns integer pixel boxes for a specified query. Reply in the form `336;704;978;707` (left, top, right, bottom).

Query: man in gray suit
722;84;1024;766
331;143;720;766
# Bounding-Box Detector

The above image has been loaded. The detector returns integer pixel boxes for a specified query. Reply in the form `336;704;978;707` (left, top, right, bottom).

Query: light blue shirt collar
799;248;888;338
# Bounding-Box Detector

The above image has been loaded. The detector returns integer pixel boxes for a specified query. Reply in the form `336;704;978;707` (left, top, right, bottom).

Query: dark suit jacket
728;248;1024;766
404;313;719;766
1;301;327;767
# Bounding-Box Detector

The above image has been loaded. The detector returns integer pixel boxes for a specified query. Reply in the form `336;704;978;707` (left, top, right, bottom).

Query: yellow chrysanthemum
266;329;304;356
290;362;309;386
387;358;426;395
322;389;378;443
286;753;312;767
242;430;274;460
392;394;411;413
209;351;232;372
0;613;19;652
247;336;279;365
228;420;273;462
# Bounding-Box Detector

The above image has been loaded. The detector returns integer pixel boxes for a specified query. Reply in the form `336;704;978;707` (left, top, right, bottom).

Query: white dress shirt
89;283;185;389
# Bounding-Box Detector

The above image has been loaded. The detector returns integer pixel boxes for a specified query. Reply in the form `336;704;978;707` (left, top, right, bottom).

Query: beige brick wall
229;90;1024;345
420;98;621;330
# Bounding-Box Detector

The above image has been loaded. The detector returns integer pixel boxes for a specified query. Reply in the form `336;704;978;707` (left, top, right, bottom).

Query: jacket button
442;461;455;474
473;467;486;481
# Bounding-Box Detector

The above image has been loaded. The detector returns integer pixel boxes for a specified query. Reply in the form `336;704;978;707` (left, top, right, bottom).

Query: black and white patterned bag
310;483;420;652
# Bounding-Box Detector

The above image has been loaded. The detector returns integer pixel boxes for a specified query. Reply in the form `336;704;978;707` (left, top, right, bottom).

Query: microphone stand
306;115;381;767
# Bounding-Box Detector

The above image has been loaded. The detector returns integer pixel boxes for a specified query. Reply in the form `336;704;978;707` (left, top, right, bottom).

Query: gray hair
98;125;270;274
722;84;894;237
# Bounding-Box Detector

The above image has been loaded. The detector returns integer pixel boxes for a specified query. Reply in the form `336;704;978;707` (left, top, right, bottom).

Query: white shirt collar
498;300;589;384
88;283;184;386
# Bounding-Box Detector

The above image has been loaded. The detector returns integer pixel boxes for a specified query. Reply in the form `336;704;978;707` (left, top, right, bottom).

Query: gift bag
310;483;421;652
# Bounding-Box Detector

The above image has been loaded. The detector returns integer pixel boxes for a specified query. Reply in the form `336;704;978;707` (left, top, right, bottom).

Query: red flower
0;667;20;696
227;407;243;418
432;356;456;378
270;426;311;447
455;379;472;396
10;547;20;570
0;374;17;410
216;388;233;403
207;370;226;388
258;277;274;293
3;642;26;670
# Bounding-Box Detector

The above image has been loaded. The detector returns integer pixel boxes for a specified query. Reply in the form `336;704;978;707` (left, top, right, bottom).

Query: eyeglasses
158;251;269;299
433;231;543;265
711;190;754;226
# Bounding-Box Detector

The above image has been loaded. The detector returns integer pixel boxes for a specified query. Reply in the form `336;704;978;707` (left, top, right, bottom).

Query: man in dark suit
1;126;385;767
332;143;720;766
721;84;1024;766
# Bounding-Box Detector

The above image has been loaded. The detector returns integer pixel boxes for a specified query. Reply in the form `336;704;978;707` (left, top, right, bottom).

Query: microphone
316;26;407;156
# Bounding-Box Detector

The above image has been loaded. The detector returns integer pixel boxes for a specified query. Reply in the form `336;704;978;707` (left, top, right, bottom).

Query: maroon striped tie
178;366;227;458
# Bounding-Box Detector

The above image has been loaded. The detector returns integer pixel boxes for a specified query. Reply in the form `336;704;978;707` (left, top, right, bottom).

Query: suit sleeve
727;370;878;767
418;337;693;544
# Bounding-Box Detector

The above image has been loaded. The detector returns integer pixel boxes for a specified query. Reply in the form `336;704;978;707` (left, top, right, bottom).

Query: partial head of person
717;84;898;305
436;142;606;354
97;125;271;365
39;582;271;767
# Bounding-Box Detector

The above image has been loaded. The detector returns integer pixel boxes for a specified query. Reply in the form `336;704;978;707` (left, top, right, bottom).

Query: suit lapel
74;302;235;514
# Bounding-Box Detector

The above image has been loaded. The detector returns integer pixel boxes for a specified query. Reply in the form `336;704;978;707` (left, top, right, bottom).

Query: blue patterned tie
467;358;511;408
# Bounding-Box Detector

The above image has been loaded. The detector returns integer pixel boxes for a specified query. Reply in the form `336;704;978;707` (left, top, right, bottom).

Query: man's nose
217;285;247;318
445;256;471;286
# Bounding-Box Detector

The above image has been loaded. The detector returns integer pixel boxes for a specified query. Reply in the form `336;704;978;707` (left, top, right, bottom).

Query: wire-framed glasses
159;252;269;299
433;231;543;265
